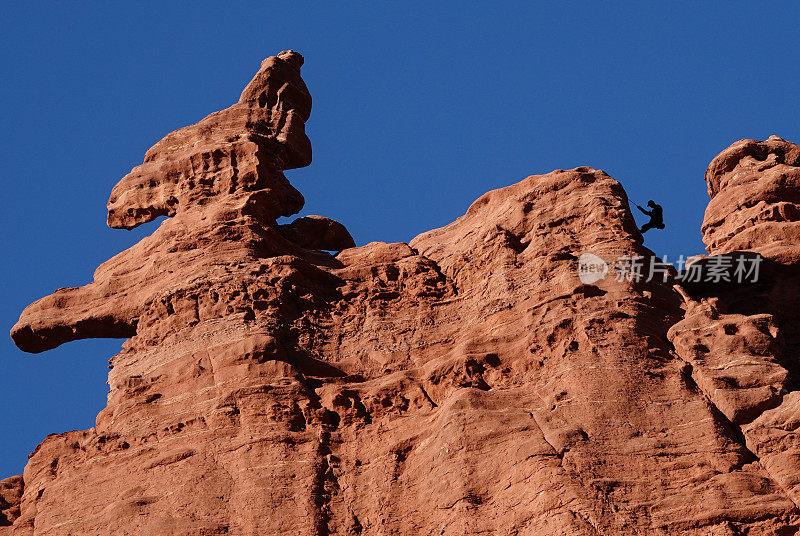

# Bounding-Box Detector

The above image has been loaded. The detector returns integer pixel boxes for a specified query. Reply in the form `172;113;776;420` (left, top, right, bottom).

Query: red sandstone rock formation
670;135;800;525
6;53;800;534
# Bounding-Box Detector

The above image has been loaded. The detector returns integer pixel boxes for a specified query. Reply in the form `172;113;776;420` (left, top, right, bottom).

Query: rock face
0;476;22;528
6;53;800;534
671;135;800;522
703;135;800;263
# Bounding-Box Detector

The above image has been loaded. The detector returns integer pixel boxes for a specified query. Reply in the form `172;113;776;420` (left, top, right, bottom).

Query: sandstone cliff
5;52;800;535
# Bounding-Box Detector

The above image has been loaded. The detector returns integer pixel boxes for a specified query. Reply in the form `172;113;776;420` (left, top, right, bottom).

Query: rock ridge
5;53;800;535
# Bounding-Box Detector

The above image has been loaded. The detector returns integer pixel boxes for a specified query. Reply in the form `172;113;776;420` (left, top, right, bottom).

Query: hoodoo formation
5;51;800;535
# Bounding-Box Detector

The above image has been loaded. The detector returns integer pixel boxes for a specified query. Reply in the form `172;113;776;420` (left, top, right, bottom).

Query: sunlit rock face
703;135;800;263
671;135;800;529
5;54;800;534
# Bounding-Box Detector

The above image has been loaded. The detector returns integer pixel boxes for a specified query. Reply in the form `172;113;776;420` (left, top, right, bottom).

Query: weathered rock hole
484;353;501;367
724;324;739;335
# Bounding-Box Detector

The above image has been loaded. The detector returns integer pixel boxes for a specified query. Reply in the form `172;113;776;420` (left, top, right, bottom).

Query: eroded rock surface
0;476;22;528
6;55;800;535
669;136;800;522
703;135;800;263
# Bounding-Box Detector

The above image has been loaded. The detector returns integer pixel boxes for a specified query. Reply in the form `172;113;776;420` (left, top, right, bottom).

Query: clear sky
1;2;799;479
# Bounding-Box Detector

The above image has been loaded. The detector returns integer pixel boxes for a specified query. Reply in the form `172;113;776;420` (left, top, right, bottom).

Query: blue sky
1;2;798;479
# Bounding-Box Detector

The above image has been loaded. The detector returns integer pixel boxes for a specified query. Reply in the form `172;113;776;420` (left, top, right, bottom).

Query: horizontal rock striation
669;136;800;527
703;135;800;263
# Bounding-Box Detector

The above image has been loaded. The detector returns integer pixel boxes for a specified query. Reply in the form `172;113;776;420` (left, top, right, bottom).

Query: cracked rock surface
5;54;800;535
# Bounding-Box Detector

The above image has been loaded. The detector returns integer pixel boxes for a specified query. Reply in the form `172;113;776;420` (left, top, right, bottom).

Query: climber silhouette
636;200;665;234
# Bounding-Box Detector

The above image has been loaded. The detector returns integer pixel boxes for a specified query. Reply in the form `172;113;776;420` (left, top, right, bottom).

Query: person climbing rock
636;200;664;233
